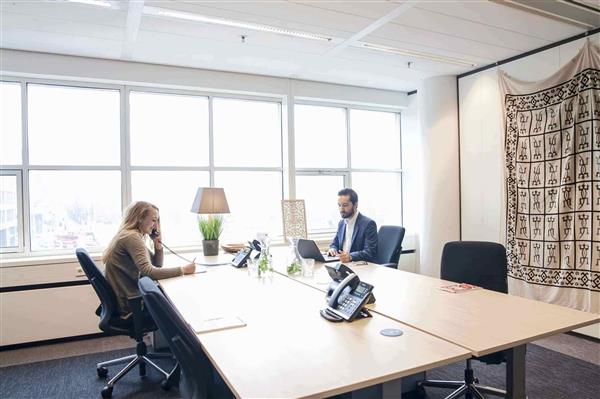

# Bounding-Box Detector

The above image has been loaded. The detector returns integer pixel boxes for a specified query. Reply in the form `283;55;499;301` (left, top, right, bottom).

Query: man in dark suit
327;188;377;263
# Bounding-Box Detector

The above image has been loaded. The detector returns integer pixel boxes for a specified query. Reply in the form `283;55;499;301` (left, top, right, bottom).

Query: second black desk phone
321;263;375;322
230;240;263;268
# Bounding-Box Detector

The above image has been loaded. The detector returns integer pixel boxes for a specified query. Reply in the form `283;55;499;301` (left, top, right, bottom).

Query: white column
417;75;460;277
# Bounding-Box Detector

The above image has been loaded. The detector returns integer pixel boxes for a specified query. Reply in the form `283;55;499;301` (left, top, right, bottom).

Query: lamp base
202;240;219;256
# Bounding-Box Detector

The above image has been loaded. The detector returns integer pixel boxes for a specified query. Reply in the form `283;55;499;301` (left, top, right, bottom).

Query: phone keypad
338;296;359;315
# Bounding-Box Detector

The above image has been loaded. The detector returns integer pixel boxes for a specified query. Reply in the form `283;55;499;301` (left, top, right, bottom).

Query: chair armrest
380;263;397;269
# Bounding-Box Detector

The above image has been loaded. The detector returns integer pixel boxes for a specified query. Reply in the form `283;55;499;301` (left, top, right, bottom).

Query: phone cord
159;241;194;264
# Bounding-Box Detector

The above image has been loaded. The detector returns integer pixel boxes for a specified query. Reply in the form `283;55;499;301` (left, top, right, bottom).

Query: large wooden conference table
285;260;600;398
160;265;471;398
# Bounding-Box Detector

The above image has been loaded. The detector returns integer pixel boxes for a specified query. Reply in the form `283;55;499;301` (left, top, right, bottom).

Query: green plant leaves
198;215;224;240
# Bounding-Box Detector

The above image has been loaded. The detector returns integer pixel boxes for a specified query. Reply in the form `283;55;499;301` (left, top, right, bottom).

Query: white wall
400;94;421;272
418;76;461;277
0;49;408;108
459;34;600;338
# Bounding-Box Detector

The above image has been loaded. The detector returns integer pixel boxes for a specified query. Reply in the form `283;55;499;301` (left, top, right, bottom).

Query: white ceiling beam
324;2;415;57
121;0;145;59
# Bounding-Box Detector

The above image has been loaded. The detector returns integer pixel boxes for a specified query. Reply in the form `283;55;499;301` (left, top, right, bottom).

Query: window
0;173;21;251
213;98;281;167
128;95;283;246
2;76;402;257
352;172;402;226
295;104;402;234
130;91;209;166
0;82;22;166
23;83;123;253
295;175;344;233
294;104;346;168
211;98;283;241
350;109;400;169
214;171;283;243
28;84;120;165
131;171;210;246
29;171;122;251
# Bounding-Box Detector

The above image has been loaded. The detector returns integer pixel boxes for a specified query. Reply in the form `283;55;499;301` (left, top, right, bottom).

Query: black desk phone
231;247;252;268
320;263;375;322
231;240;262;268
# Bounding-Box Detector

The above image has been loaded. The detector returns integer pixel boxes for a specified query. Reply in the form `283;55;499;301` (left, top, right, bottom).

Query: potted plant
198;215;224;256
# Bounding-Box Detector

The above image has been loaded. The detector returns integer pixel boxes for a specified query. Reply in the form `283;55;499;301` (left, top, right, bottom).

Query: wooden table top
285;262;600;357
160;266;470;398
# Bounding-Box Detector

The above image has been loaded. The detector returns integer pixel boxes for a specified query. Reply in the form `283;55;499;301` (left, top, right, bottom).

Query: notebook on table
190;315;247;334
298;239;340;263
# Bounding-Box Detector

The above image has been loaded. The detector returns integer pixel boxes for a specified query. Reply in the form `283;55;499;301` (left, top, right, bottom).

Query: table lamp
190;187;230;256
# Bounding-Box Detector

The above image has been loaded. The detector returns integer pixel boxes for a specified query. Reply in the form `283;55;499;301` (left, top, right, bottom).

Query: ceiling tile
390;7;554;51
414;1;586;39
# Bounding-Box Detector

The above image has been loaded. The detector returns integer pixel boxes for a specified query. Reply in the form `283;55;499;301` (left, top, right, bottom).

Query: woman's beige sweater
105;231;182;316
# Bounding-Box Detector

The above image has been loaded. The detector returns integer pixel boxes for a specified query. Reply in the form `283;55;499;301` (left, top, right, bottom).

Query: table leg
506;344;526;399
347;371;425;399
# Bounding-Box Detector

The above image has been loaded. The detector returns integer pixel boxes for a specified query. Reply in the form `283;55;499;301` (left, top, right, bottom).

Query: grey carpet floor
0;343;598;398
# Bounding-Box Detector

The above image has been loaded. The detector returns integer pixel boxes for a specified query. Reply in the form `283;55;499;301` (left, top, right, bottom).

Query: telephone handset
321;263;374;322
150;228;160;239
247;239;263;260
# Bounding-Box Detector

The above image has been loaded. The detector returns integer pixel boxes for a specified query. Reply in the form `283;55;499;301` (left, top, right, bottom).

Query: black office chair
375;225;406;268
417;241;509;399
138;276;232;399
75;248;175;398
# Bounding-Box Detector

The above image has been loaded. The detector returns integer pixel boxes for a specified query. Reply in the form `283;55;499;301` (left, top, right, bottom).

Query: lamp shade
190;187;230;214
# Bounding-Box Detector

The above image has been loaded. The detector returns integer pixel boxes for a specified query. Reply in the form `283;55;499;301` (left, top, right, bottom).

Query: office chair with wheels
417;241;509;399
75;248;176;398
375;225;406;268
138;276;232;399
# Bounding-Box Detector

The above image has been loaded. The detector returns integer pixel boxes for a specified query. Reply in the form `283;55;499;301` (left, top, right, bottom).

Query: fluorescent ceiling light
66;0;112;8
359;42;477;67
144;7;332;42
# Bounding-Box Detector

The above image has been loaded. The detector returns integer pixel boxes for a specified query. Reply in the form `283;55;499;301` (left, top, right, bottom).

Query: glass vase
257;233;273;278
286;237;303;276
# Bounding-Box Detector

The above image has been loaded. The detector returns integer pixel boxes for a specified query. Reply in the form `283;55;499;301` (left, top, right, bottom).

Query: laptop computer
298;239;340;263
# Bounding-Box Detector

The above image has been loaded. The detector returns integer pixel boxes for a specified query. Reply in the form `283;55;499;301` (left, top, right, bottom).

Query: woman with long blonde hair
104;201;195;318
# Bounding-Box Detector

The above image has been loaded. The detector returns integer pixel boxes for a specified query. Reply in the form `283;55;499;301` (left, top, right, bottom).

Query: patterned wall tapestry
500;40;600;313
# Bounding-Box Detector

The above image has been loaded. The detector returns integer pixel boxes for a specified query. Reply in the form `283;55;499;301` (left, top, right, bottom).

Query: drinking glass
247;258;259;278
302;258;315;278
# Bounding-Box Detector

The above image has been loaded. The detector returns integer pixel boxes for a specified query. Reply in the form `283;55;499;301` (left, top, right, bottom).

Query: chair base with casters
417;359;506;399
97;339;179;398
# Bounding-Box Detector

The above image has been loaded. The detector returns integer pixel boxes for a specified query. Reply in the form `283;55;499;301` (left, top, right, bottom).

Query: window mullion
122;85;131;212
346;107;352;187
208;96;214;187
21;81;31;254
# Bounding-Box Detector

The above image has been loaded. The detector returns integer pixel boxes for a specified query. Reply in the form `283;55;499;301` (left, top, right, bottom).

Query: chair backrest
440;241;508;294
138;277;212;399
75;248;122;332
376;225;406;265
